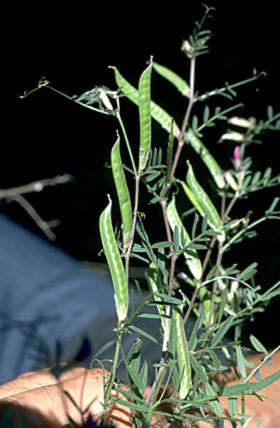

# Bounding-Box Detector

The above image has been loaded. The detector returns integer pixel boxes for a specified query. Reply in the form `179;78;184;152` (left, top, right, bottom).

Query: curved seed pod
185;129;225;189
153;62;191;97
99;196;128;324
186;162;225;243
138;61;152;172
173;305;192;399
148;263;166;328
178;180;204;217
167;197;202;280
111;67;225;188
111;136;132;249
110;66;180;137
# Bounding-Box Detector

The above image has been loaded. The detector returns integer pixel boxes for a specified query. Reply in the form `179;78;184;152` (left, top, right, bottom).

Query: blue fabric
0;214;116;384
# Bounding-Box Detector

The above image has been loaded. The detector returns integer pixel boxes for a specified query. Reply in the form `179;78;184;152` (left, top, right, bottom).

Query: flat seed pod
138;61;152;172
186;162;225;243
167;197;202;280
173;305;192;399
99;197;129;324
153;62;191;97
111;136;132;249
110;65;180;137
111;67;225;188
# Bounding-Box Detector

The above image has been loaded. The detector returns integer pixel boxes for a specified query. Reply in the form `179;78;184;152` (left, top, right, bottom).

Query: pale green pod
167;197;202;280
173;305;192;399
153;62;191;97
186;162;225;243
148;263;166;328
178;180;204;217
138;61;152;172
111;136;132;249
185;129;225;189
111;67;225;188
99;197;128;323
110;66;180;137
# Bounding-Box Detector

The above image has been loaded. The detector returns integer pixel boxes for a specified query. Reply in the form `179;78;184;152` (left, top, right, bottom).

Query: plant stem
46;85;110;115
116;110;137;176
147;57;197;407
169;57;196;184
104;331;122;408
125;173;141;282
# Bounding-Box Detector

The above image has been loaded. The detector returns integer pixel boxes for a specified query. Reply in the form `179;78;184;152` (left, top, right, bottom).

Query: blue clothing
0;214;161;384
0;214;117;383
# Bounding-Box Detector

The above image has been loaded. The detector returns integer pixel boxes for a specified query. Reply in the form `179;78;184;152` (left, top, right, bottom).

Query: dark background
2;2;280;346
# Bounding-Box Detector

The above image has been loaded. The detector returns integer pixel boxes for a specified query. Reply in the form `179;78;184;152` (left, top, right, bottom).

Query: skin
0;365;132;428
0;353;279;427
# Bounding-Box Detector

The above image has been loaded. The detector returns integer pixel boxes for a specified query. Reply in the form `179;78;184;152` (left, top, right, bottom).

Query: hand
197;351;280;428
0;365;132;428
0;353;279;427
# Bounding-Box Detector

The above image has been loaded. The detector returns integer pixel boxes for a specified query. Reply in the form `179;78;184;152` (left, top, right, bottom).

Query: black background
2;2;280;346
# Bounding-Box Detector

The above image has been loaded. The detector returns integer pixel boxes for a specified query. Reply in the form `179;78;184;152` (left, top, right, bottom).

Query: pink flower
234;146;241;164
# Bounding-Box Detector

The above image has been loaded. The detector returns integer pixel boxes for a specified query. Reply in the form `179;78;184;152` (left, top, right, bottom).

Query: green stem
197;72;266;101
45;85;110;115
196;103;243;134
104;332;122;408
169;57;196;184
116;111;137;176
222;215;273;253
125;173;141;281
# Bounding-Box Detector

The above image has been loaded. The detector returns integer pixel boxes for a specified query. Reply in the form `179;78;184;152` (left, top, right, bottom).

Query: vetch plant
23;5;280;427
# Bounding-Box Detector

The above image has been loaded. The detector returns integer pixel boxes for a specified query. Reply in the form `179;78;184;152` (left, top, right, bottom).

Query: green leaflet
111;136;132;249
186;162;225;243
110;66;225;188
138;61;152;171
153;62;191;97
167;197;203;280
99;197;128;323
173;305;192;399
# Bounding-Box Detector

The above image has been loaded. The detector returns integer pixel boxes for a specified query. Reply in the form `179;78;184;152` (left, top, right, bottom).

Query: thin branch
12;194;56;241
0;174;72;199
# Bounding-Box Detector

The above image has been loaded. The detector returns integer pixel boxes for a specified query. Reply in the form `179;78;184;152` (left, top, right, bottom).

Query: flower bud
228;116;252;128
220;131;245;142
98;88;114;111
181;40;195;58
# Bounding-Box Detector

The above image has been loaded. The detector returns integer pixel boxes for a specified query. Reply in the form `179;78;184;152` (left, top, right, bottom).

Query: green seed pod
167;197;202;280
153;62;191;97
186;162;225;243
173;305;192;399
110;65;180;137
111;136;132;250
99;196;129;324
111;67;225;188
138;61;152;172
